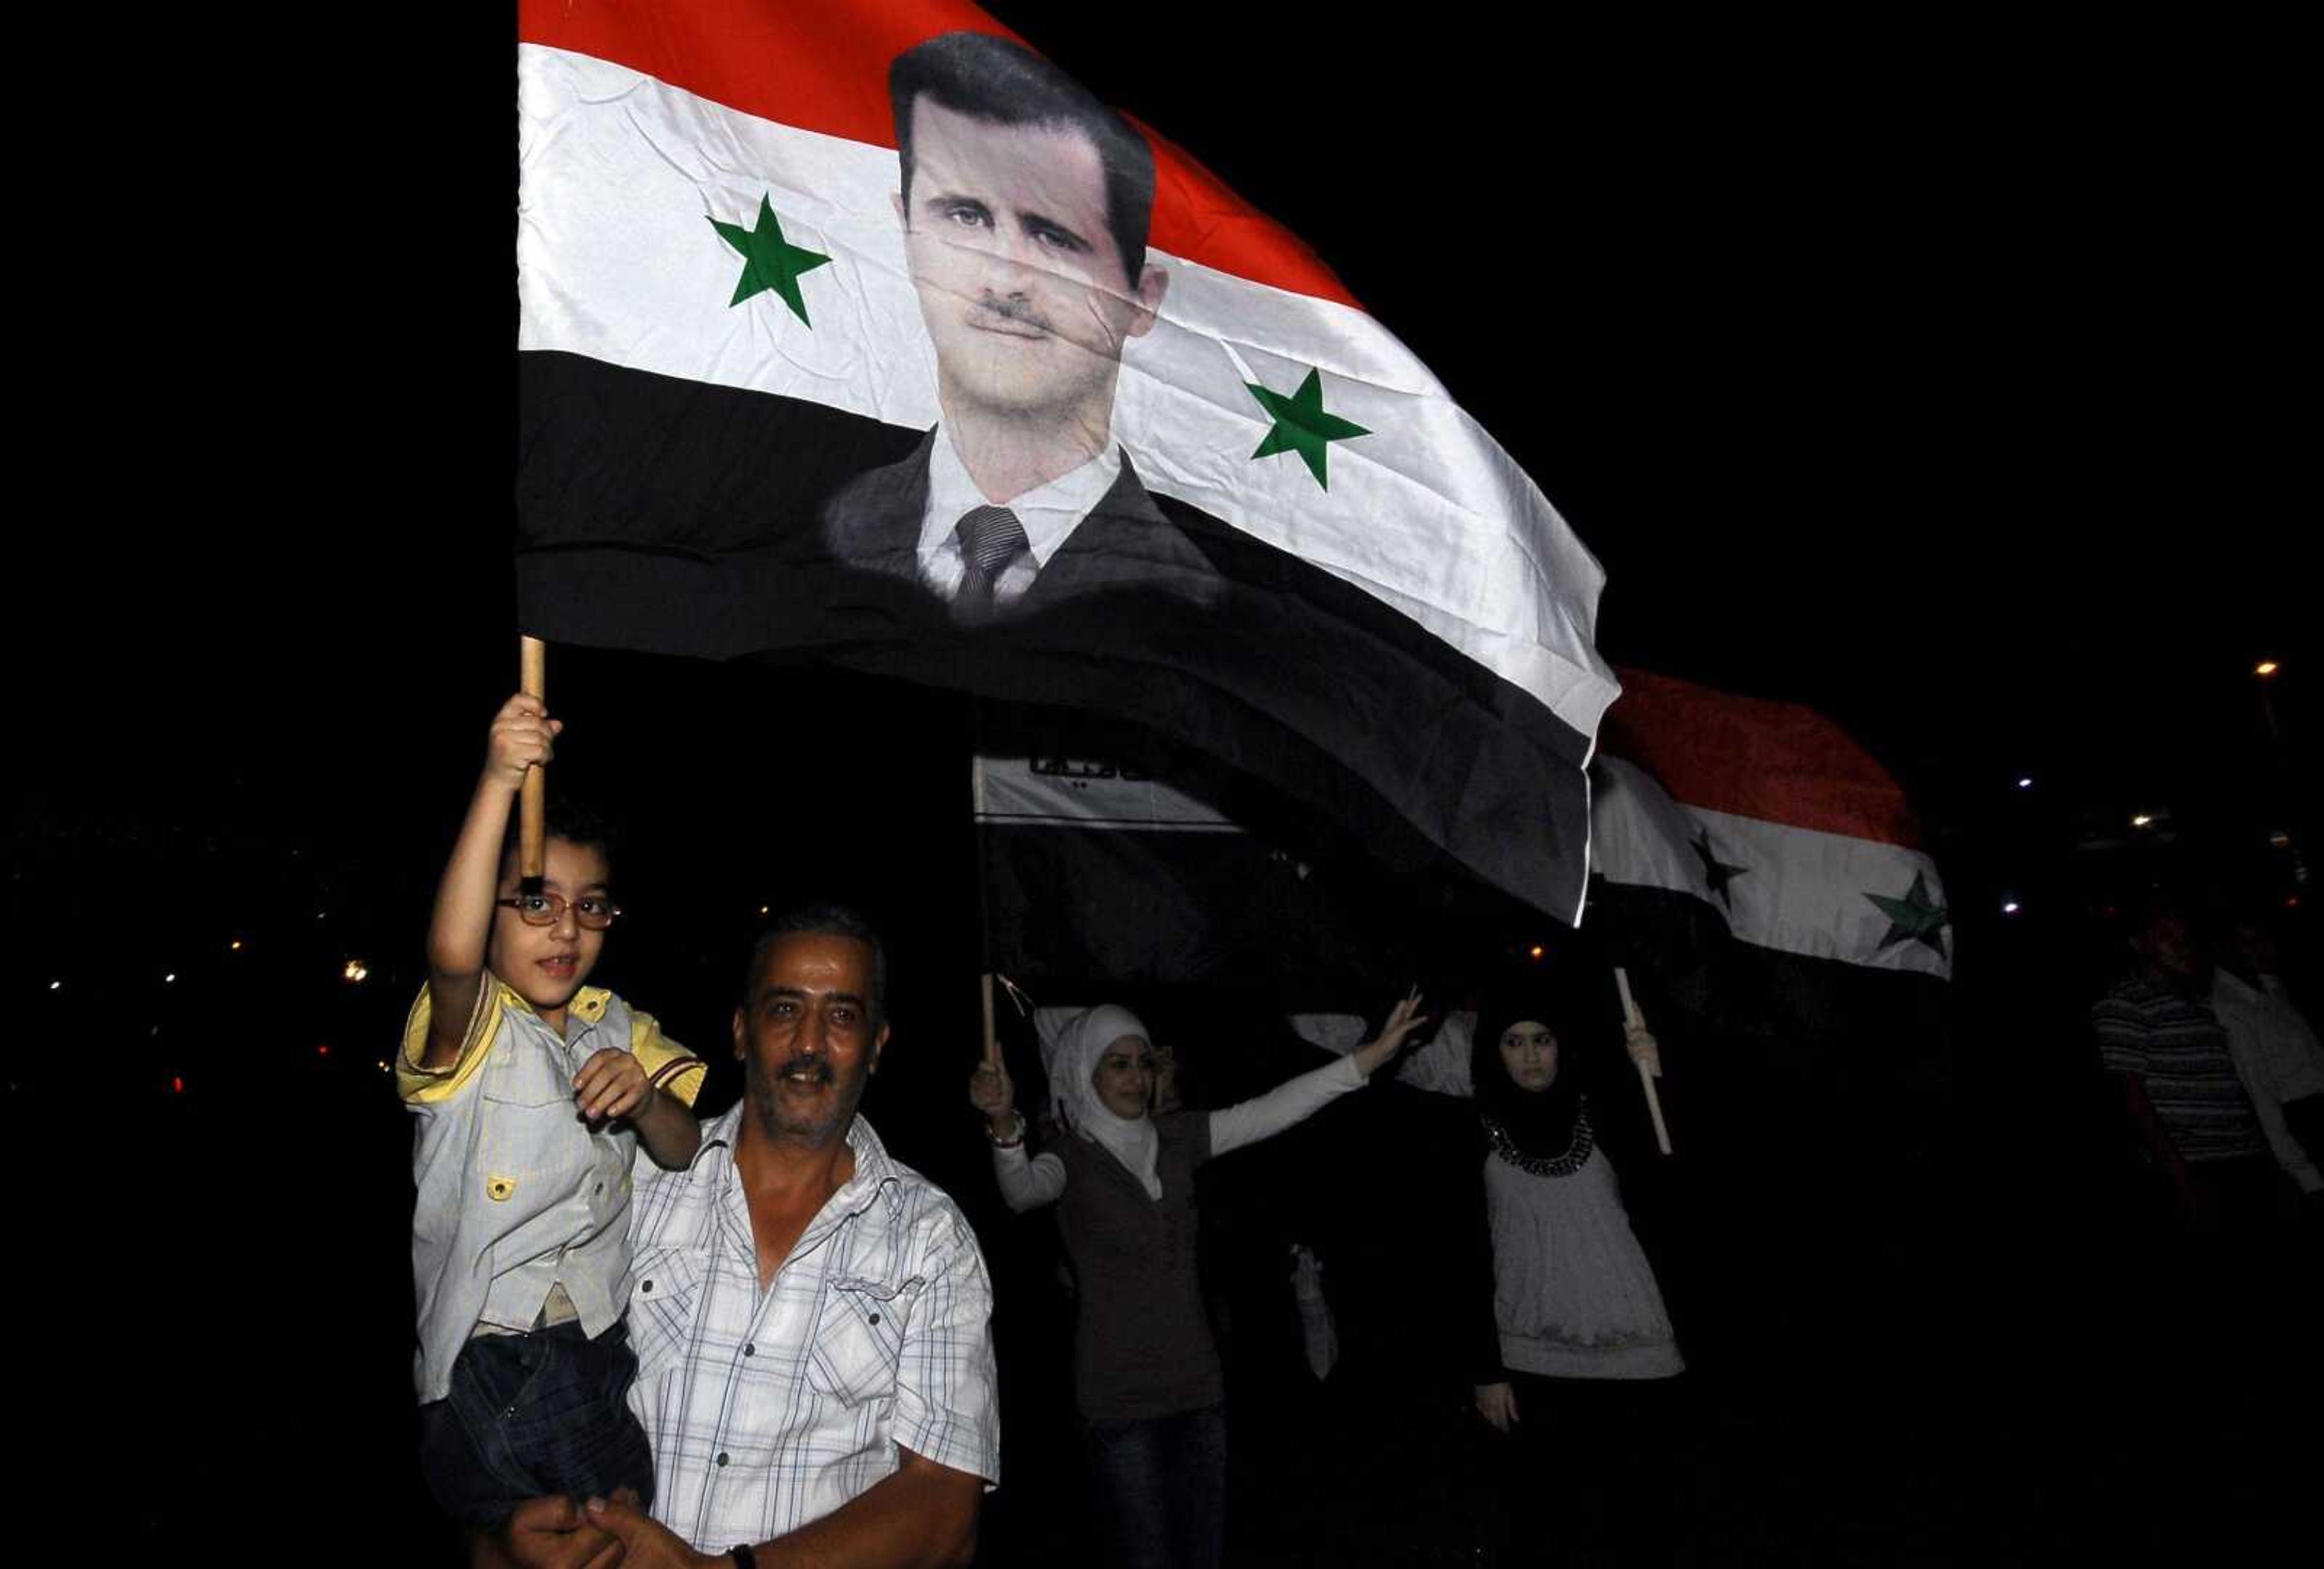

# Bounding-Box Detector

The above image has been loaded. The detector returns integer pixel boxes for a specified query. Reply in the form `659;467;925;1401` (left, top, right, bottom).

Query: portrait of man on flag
823;32;1224;625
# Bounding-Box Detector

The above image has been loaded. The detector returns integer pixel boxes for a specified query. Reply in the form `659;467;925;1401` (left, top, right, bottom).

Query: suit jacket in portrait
818;430;1226;623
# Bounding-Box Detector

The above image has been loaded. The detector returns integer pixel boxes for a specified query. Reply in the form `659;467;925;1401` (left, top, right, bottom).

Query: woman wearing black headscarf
1457;975;1686;1567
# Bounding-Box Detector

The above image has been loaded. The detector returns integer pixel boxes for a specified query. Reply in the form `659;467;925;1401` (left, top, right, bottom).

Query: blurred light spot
48;980;61;992
163;973;177;984
2270;831;2293;849
230;939;245;952
317;1044;330;1058
2002;901;2021;915
2131;814;2153;829
171;1076;185;1094
2255;660;2279;677
342;960;369;983
1528;944;1544;961
2016;777;2032;789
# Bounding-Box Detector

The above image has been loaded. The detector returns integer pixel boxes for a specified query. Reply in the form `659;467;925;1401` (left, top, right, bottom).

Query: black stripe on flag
517;351;1597;918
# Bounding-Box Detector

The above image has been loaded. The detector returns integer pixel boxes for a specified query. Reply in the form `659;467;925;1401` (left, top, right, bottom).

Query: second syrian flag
514;0;1617;921
1588;667;1951;1059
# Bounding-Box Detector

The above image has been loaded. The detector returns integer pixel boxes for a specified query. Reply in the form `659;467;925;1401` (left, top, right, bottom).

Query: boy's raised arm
421;694;560;1070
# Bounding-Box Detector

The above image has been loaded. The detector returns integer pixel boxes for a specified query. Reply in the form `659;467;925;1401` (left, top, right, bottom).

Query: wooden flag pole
980;973;1000;1067
519;636;548;895
1614;967;1673;1156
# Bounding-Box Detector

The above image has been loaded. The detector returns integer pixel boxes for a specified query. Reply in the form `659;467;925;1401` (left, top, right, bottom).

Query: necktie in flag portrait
514;0;1618;924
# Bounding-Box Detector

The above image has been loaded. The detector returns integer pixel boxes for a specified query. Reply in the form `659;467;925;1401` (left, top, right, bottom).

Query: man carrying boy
401;691;706;1530
493;906;1000;1568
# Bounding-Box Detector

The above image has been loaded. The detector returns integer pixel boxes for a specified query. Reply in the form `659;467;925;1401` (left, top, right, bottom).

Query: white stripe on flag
518;44;1615;736
1592;758;1952;979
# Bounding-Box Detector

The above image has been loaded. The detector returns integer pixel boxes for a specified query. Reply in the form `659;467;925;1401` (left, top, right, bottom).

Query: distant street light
2002;901;2021;915
342;960;369;983
2017;777;2033;790
2131;814;2154;829
2255;660;2279;677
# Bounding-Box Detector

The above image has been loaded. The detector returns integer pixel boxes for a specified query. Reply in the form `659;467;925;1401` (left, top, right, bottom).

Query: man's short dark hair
890;30;1156;286
747;903;891;1030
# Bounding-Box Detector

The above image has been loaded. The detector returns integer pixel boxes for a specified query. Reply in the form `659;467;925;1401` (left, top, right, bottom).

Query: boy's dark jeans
418;1316;655;1528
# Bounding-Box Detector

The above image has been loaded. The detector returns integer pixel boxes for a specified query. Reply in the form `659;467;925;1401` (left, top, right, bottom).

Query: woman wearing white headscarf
969;993;1426;1569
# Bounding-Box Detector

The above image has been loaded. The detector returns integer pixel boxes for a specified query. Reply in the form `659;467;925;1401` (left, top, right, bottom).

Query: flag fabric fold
970;750;1411;1002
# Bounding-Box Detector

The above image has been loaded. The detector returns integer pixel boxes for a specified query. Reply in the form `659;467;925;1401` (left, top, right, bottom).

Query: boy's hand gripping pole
519;636;548;897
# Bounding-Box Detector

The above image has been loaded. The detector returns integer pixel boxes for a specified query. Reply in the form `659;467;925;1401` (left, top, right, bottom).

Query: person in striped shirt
2093;890;2273;1231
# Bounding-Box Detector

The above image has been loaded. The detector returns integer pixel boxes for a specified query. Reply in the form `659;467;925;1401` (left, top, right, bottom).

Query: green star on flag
1246;368;1368;489
709;195;830;324
1866;870;1950;956
1691;828;1748;910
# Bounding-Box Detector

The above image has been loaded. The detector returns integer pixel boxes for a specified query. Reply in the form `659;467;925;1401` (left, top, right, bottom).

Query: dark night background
16;5;2313;1562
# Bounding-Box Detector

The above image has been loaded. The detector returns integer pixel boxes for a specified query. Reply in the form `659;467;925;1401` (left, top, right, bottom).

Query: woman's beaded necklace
1482;1094;1595;1177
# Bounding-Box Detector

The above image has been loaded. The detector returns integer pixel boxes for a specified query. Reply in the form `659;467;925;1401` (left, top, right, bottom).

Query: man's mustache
773;1055;835;1085
968;291;1054;335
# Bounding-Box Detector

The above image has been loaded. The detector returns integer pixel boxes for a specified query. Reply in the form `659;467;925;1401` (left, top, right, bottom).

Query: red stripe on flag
519;0;1360;309
1603;666;1926;849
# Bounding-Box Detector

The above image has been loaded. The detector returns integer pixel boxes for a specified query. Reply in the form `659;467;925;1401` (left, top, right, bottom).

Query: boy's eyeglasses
496;893;621;930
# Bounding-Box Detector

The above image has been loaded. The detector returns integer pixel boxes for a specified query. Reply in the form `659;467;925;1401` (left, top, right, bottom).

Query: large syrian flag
514;0;1617;920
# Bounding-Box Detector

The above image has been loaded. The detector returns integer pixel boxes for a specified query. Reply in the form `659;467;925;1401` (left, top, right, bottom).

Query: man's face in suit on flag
896;96;1169;447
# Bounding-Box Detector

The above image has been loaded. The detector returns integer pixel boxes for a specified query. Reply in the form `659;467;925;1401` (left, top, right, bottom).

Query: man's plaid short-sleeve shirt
625;1105;1000;1552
